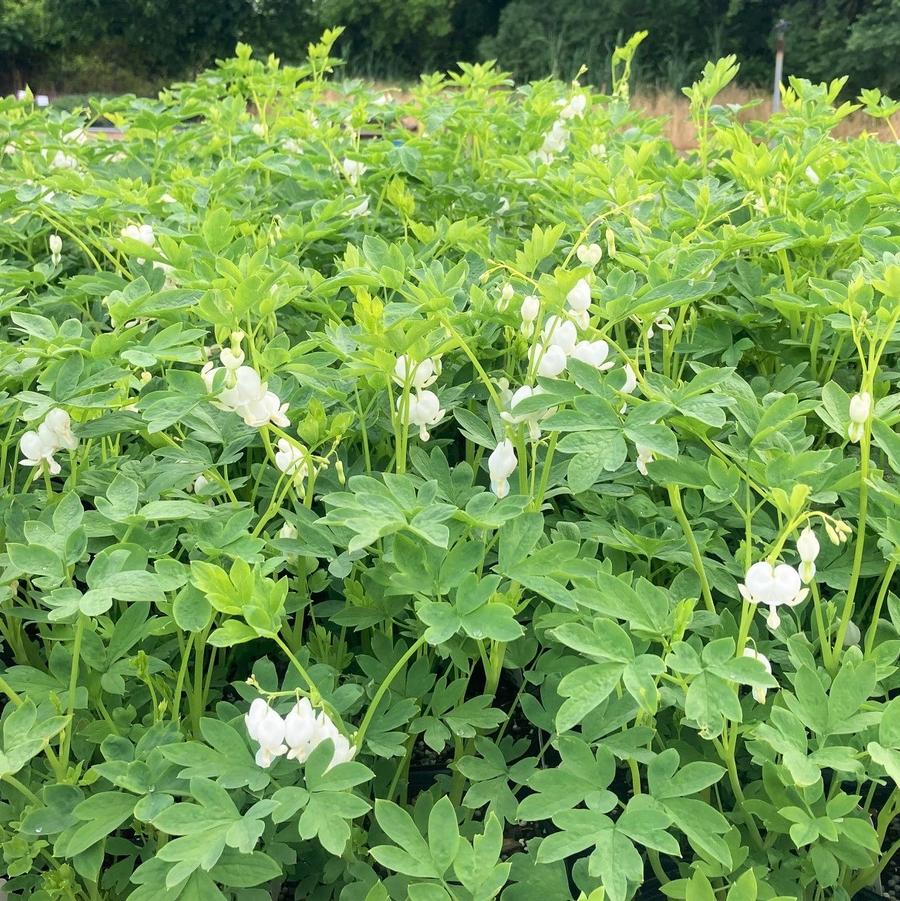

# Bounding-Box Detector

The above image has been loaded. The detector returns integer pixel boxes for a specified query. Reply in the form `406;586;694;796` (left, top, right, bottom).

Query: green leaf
686;870;716;901
207;620;259;647
57;792;136;858
498;512;544;572
556;662;624;732
427;796;460;875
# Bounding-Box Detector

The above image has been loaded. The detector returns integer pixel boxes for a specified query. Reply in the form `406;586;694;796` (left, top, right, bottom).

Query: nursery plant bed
2;28;900;901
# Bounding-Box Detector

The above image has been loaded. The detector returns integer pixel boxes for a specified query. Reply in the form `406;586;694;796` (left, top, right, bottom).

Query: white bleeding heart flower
488;439;517;499
220;347;245;370
559;93;587;120
742;648;774;704
498;282;514;312
347;195;369;218
121;223;155;247
618;364;638;412
43;408;77;451
530;343;567;378
217;365;263;409
538;119;569;160
739;560;809;629
848;392;871;443
49;233;62;266
646;308;675;339
209;364;289;429
240;390;290;429
805;165;820;185
192;474;210;494
635;444;654;476
404;390;444;441
313;711;356;770
520;294;540;322
542;316;578;355
284;698;356;770
520;295;540;336
393;355;439;390
570;339;613;370
501;385;551;440
576;243;603;266
279;520;298;540
275;439;308;480
340;158;366;186
50;150;77;170
796;526;819;584
19;407;78;477
284;697;319;762
20;428;61;476
201;361;217;392
566;278;591;313
245;699;288;768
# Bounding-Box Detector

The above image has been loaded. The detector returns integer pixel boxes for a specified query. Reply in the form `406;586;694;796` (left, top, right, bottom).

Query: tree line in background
1;0;899;96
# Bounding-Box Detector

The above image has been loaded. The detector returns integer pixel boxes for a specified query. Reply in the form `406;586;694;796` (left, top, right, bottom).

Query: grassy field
632;85;899;148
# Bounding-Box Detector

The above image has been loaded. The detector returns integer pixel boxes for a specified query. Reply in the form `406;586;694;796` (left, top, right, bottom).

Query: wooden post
772;19;788;114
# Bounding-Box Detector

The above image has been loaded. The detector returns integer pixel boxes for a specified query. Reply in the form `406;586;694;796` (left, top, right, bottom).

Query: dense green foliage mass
0;34;899;901
2;0;899;94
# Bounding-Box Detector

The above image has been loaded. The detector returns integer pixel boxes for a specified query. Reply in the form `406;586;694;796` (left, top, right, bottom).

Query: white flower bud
635;444;654;476
488;439;517;498
605;227;617;258
848;392;871;443
797;527;819;563
575;243;602;266
566;278;592;313
49;233;62;265
742;648;774;704
520;295;540;323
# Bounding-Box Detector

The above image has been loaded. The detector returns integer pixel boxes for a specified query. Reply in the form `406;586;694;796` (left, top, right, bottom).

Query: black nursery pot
854;891;888;900
407;765;452;793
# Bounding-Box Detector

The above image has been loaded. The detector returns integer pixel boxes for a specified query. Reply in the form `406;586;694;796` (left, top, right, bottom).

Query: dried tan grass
632;85;899;150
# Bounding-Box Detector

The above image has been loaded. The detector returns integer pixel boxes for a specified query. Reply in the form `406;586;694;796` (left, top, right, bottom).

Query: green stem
355;634;427;749
864;559;898;658
171;632;194;724
273;634;322;700
833;423;871;663
438;315;502;411
667;484;716;614
3;772;41;804
719;731;765;852
61;614;85;768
